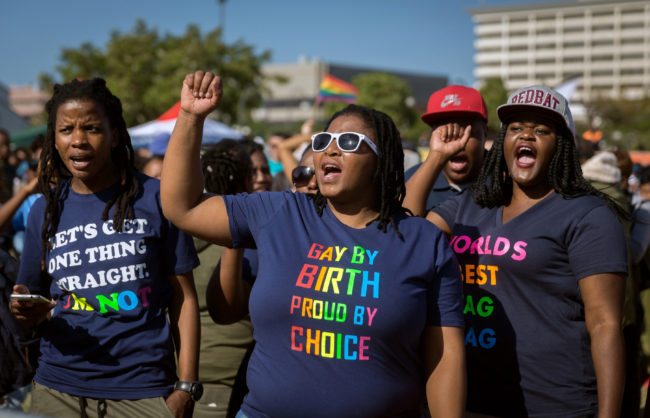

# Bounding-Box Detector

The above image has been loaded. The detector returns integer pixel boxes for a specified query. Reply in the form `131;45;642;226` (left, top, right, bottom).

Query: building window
592;55;614;62
536;28;555;35
621;68;644;76
563;56;584;63
564;26;583;33
621;8;645;15
592;39;614;47
592;10;613;18
621;53;643;60
535;57;555;65
621;22;645;30
509;45;528;52
509;59;528;66
592;24;614;32
510;16;528;24
592;69;614;77
510;30;528;37
535;42;555;50
563;41;584;48
621;37;643;45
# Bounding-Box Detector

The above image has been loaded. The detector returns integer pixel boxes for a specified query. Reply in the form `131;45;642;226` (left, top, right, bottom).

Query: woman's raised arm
161;71;232;246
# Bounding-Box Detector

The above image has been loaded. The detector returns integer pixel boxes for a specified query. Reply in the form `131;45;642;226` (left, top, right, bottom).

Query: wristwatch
173;380;203;401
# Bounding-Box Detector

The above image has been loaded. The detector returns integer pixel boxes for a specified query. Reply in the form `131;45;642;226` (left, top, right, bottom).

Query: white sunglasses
311;132;379;155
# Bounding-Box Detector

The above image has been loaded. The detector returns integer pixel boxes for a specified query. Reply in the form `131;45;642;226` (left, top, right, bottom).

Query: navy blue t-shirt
434;192;627;418
18;174;198;399
224;191;463;418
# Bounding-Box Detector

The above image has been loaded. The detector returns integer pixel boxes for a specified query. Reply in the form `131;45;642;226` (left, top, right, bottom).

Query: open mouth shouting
515;144;537;169
69;154;93;171
321;160;342;182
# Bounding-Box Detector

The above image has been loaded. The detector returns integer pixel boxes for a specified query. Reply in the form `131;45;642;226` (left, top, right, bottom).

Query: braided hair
40;78;138;268
472;124;628;218
313;104;407;237
202;139;252;195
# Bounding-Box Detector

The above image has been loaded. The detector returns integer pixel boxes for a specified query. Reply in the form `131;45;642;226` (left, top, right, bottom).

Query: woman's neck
326;199;380;229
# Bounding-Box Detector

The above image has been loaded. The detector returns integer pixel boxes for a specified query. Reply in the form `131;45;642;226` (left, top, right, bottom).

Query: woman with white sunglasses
161;70;465;418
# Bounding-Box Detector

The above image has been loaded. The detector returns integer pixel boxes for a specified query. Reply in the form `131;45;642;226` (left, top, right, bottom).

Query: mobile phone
10;293;51;304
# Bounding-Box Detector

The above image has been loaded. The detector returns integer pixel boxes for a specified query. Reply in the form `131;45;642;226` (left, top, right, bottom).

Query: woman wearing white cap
405;85;627;417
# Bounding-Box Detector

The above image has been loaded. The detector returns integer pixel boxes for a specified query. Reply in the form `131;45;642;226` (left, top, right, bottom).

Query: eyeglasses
311;132;379;155
291;165;315;187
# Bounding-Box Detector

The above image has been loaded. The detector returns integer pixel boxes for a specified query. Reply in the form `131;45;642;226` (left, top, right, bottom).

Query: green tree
479;77;509;134
39;20;271;127
588;96;650;150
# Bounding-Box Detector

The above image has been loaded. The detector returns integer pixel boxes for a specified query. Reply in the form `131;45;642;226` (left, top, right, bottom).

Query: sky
1;0;528;88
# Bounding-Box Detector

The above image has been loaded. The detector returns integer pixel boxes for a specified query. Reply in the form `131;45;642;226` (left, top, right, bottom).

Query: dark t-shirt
224;191;463;418
434;192;627;418
18;174;198;399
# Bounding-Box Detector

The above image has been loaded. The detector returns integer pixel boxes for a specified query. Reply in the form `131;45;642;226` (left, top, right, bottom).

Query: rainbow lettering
290;242;380;361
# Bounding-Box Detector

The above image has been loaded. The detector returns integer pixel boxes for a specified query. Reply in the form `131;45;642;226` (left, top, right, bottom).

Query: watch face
192;382;204;401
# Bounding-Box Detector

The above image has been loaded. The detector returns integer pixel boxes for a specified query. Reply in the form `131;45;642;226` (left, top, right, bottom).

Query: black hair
202;140;252;195
40;78;138;268
314;104;407;237
30;134;45;154
239;139;265;157
637;166;650;186
472;124;628;218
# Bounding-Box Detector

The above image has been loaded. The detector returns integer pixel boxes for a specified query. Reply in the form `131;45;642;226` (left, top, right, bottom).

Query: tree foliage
588;97;650;150
479;77;509;134
39;20;271;127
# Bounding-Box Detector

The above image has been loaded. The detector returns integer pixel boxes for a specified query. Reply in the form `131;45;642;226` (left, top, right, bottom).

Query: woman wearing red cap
406;85;626;417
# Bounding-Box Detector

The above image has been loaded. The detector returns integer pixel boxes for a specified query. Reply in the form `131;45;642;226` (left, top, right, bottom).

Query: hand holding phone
10;285;55;327
11;293;52;304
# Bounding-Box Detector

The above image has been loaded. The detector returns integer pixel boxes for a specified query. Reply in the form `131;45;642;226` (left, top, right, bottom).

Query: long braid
472;125;628;219
314;104;406;238
40;78;138;270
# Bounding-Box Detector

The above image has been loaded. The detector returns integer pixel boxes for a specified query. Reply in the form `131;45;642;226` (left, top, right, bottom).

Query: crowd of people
0;69;647;418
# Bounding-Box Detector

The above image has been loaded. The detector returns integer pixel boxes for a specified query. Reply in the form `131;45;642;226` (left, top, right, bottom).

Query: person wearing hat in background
404;85;488;211
405;85;627;417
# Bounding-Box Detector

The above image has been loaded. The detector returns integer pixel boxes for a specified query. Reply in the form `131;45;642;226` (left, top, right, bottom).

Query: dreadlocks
472;125;628;219
314;104;407;237
40;78;138;268
202;139;252;195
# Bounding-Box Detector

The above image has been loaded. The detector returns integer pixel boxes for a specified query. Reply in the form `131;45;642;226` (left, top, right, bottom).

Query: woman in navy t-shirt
405;85;627;418
10;78;200;418
161;71;466;418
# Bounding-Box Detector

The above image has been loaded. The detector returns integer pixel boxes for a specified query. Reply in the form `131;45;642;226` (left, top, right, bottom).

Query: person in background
405;85;627;417
193;140;256;418
0;129;14;203
240;140;272;193
161;70;466;418
10;78;200;418
404;86;488;210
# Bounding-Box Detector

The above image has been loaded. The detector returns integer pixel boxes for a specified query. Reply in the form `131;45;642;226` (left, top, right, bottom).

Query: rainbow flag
317;75;358;103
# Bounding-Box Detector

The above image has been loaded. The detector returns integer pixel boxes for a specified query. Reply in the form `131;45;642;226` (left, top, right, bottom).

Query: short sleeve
567;204;628;280
428;229;464;327
431;193;463;230
224;191;292;249
17;197;48;294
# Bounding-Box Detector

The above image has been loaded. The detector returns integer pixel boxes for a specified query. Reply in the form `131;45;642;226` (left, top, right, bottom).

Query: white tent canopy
127;101;243;150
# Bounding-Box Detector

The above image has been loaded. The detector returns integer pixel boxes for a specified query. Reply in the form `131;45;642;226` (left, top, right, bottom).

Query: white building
470;0;650;106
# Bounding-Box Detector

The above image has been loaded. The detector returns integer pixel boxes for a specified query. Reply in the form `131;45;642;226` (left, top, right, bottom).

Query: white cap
497;85;575;138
